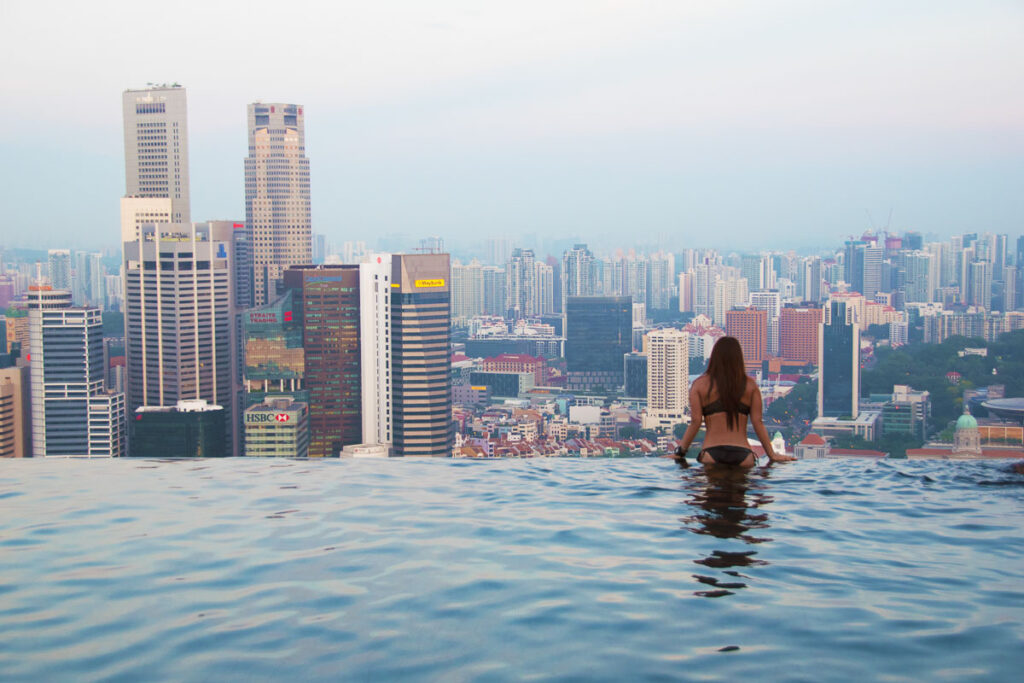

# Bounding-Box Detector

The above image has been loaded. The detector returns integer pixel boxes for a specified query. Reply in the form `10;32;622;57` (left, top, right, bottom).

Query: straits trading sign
414;279;445;288
248;311;293;324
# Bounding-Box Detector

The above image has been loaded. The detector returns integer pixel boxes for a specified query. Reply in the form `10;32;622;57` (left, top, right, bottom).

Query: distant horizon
2;2;1022;251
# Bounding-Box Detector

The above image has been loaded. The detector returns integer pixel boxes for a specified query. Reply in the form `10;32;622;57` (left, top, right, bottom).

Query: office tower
312;233;326;265
0;276;14;309
243;396;309;457
968;261;992;310
534;262;554;315
283;266;362;457
642;328;689;430
122;85;190;224
818;300;860;419
71;252;106;308
245;102;312;305
359;254;393;447
131;400;225;457
780;307;822;364
646;252;674;311
506;248;537;319
486;238;513;266
725;307;767;370
843;240;866;293
993;234;1008;282
451;259;484;321
904;232;924;251
390;254;453;457
750;290;781;356
623;352;648;399
123;222;239;455
28;288;125;457
482;266;506;316
562;244;595;312
47;249;71;291
0;362;30;457
1004;265;1018;311
712;277;749;327
243;289;306;405
565;296;631;392
547;256;562;314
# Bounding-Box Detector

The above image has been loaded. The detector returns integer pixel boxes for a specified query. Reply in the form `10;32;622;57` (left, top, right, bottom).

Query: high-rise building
534;262;555;315
283;266;362;457
242;289;306;405
0;362;30;458
390;254;453;457
623;352;648;399
646;252;674;311
749;290;781;356
312;233;326;265
801;256;823;303
562;244;595;312
725;307;767;370
47;249;71;291
486;238;513;267
779;307;822;364
451;259;484;321
482;266;506;317
122;85;190;224
506;248;537;319
642;328;689;430
245;102;312;305
28;287;125;457
968;261;992;310
359;253;394;448
243;396;309;457
123;222;239;455
565;296;632;392
713;277;749;327
818;300;860;419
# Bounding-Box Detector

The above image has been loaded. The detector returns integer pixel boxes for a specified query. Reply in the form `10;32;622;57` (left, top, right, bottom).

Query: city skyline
2;2;1023;250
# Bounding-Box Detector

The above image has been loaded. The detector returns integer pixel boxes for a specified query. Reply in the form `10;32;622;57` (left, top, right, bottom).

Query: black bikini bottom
700;445;754;466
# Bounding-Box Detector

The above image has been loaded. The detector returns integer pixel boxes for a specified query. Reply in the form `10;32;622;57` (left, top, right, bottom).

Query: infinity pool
1;458;1021;681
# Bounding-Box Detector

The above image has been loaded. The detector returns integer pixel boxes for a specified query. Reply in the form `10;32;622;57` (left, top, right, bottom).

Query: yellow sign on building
414;279;445;288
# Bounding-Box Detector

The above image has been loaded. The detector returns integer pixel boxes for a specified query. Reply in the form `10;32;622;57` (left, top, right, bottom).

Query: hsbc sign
245;412;295;424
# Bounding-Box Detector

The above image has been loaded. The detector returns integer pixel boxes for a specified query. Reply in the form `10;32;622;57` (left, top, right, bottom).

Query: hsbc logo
275;413;290;422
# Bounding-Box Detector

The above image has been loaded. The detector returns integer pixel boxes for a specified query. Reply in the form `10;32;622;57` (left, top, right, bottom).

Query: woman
676;336;795;468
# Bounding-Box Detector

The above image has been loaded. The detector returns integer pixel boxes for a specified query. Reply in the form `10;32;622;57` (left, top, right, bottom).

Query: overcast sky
1;0;1022;254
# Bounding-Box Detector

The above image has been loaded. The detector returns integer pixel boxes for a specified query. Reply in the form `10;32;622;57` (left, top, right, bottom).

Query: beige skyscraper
245;103;312;305
121;85;190;226
643;328;690;430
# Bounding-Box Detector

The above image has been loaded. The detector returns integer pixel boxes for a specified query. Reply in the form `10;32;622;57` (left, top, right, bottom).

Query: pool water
0;458;1022;681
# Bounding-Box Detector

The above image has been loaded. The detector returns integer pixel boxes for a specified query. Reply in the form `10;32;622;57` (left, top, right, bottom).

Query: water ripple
0;457;1021;680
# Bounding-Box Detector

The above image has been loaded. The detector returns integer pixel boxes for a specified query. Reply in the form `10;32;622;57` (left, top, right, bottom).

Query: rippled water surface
1;458;1022;681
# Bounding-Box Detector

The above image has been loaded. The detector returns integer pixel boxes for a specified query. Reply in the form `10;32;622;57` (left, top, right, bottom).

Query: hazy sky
1;0;1022;254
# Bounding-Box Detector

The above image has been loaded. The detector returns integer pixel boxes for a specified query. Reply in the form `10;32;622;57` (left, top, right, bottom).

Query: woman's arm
675;383;704;457
749;383;795;463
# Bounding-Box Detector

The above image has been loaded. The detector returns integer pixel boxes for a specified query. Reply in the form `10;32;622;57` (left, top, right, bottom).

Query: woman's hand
767;452;797;463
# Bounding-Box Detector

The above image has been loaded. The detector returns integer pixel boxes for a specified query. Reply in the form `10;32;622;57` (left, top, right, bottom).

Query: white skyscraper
122;85;190;224
47;249;71;291
750;290;782;356
643;328;690;430
713;277;749;327
359;254;393;447
245;102;312;305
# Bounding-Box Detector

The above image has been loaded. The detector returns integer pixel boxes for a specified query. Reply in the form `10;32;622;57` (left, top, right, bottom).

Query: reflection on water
678;464;774;598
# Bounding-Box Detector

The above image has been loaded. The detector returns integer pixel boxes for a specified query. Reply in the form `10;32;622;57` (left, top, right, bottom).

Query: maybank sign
414;279;445;288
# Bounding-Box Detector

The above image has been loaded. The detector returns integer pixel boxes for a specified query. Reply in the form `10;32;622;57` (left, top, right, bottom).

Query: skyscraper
28;287;125;457
451;259;484;321
506;248;537;319
123;222;239;455
562;244;595;312
283;266;362;457
390;254;453;457
122;85;190;224
246;103;312;305
818;300;860;419
565;296;632;392
642;328;689;430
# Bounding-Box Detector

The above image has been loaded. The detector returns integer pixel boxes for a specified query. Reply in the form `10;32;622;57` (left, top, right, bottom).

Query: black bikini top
703;398;750;416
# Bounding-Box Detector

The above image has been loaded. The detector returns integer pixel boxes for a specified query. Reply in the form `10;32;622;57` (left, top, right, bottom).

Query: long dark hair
704;336;748;429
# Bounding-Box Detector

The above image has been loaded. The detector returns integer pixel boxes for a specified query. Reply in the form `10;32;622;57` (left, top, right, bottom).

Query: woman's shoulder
693;375;710;390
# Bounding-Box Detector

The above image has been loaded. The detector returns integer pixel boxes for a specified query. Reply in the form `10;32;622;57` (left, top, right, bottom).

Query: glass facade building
565;296;632;392
818;301;860;419
623;352;648;398
131;400;226;457
284;266;362;457
243;289;306;407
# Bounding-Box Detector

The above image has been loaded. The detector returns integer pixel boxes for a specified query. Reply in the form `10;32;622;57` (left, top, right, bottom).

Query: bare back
689;375;759;449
